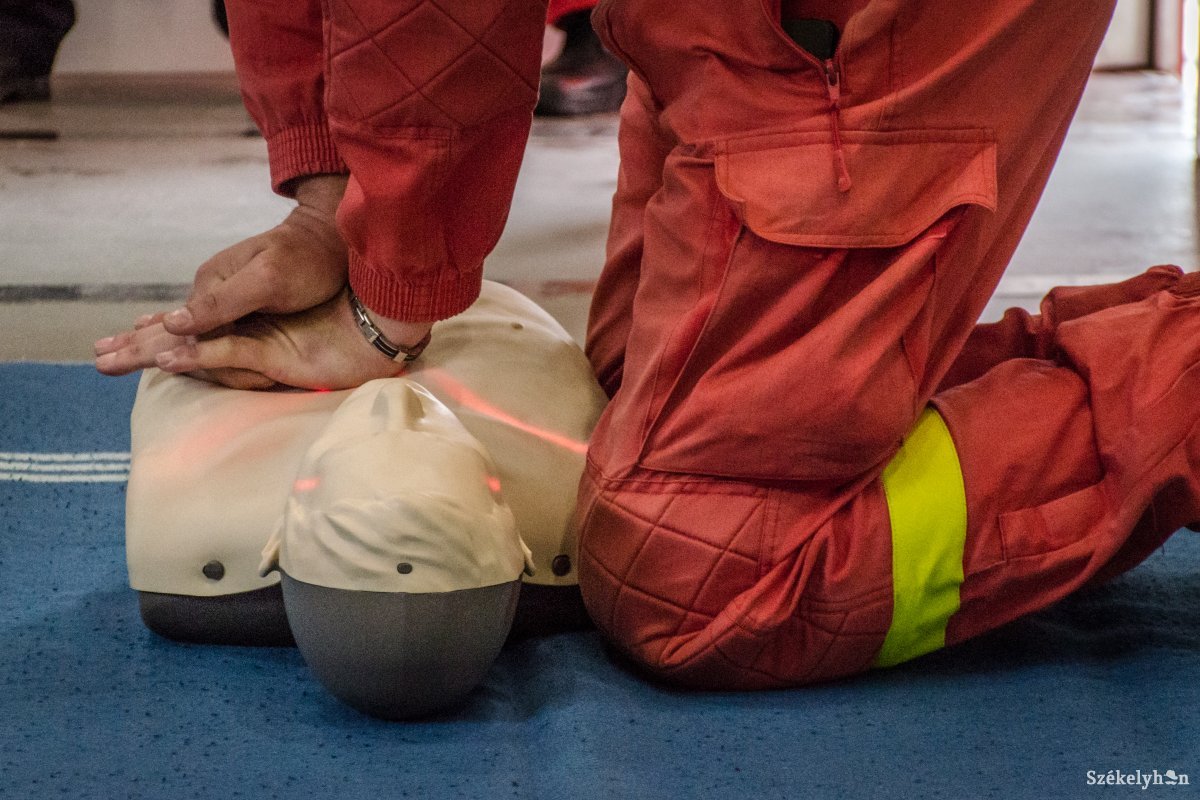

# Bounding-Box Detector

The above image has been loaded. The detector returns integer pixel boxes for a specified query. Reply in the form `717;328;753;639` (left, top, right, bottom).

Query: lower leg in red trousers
938;273;1200;644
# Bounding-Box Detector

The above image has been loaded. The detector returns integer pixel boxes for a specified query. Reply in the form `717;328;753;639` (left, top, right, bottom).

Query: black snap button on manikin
202;560;225;581
551;555;572;577
397;562;414;575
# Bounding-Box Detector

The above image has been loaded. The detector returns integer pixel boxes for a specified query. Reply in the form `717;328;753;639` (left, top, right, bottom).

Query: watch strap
348;290;432;363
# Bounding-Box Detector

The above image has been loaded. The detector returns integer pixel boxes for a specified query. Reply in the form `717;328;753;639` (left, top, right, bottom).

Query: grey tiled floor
0;71;1195;361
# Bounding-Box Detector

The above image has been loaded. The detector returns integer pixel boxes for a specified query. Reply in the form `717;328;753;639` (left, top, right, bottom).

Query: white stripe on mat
0;461;130;472
0;452;130;483
0;473;129;483
0;451;130;462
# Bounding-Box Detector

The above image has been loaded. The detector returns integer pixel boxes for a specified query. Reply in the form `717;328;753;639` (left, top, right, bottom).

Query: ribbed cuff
265;122;348;196
348;250;483;323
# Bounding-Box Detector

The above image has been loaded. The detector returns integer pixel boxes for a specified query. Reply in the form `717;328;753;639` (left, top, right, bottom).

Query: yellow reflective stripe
873;407;967;668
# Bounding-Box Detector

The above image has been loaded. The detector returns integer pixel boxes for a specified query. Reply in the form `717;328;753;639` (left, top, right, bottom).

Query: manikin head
261;380;533;719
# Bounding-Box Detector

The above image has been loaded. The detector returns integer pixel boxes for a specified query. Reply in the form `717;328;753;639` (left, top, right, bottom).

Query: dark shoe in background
0;0;76;105
536;10;627;116
0;64;51;104
212;0;229;38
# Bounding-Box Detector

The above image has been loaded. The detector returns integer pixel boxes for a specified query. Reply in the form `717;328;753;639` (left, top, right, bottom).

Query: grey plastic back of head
280;573;522;720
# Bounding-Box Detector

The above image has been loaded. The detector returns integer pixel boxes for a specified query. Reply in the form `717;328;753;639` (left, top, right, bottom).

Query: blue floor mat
1;364;1197;799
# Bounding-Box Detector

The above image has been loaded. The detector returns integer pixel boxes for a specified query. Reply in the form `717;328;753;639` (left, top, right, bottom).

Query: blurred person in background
536;1;625;116
0;0;75;103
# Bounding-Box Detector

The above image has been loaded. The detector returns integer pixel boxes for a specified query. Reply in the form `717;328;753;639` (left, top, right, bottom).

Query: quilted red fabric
227;0;543;321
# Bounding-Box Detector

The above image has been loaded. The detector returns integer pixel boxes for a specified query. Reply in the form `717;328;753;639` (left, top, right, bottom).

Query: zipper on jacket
822;58;852;192
777;13;853;192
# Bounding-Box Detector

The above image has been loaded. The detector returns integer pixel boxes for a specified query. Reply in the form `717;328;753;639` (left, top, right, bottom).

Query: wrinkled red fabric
547;0;596;26
224;0;346;194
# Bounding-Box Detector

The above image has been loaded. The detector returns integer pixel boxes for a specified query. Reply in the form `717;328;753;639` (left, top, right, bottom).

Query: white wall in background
55;0;233;74
48;0;1187;76
1097;0;1152;68
1184;0;1198;151
1154;0;1185;71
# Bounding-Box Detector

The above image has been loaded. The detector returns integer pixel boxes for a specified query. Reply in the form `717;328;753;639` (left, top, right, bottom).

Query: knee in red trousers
575;461;896;689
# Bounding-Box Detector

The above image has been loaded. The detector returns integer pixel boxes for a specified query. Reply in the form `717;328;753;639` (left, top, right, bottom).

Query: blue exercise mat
0;363;1196;799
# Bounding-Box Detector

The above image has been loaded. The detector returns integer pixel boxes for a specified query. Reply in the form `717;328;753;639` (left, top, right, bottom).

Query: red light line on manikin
422;369;588;456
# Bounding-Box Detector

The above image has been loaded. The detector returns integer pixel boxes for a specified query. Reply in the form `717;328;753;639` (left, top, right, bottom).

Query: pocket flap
714;129;998;248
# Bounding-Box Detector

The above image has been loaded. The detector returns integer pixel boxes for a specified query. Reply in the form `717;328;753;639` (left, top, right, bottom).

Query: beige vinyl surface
126;281;606;596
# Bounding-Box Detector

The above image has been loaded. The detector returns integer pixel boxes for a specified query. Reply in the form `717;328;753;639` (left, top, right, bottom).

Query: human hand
94;317;276;390
157;174;350;338
95;288;434;392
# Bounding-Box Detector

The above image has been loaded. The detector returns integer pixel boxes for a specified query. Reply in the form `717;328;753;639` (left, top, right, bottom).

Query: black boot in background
0;0;76;103
536;10;627;117
212;0;228;38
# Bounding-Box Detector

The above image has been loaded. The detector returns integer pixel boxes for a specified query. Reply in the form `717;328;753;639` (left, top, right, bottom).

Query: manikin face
270;379;530;595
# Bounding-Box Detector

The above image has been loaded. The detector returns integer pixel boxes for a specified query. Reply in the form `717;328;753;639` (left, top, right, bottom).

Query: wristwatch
348;290;432;362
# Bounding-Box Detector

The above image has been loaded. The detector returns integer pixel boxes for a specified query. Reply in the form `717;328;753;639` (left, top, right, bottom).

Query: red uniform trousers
575;0;1199;688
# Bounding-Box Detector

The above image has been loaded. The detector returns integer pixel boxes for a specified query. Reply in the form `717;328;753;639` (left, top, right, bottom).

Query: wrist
348;290;433;360
374;316;434;351
292;174;349;216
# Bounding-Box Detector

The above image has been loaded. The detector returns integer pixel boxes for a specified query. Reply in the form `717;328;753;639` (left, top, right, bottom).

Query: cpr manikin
126;282;607;718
